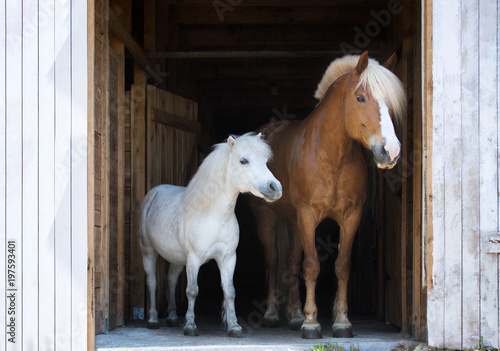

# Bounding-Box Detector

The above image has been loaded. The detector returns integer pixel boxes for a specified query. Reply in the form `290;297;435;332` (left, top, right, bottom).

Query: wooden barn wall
1;0;88;350
426;0;500;349
91;0;128;336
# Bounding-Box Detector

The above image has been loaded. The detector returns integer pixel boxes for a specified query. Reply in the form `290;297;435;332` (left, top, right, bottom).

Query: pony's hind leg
184;256;201;336
166;263;184;327
142;249;160;329
216;253;243;338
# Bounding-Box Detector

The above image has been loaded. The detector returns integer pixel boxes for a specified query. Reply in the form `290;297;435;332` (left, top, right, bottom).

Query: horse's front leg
297;207;322;339
216;253;243;337
286;223;305;330
184;256;201;336
332;208;362;338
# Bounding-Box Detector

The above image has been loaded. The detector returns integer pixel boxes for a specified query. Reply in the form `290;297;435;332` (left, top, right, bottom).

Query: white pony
138;133;282;337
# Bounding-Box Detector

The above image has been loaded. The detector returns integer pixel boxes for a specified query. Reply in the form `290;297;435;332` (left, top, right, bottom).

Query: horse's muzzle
261;180;282;202
371;141;401;170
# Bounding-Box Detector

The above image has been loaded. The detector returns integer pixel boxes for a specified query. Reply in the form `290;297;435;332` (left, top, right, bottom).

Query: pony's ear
355;51;369;75
382;53;397;72
257;132;263;139
227;135;236;148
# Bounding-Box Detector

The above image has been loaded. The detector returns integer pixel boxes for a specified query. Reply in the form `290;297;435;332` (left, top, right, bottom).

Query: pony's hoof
332;325;353;338
228;328;244;338
166;318;179;327
183;327;198;336
263;316;280;328
301;324;322;339
147;321;160;329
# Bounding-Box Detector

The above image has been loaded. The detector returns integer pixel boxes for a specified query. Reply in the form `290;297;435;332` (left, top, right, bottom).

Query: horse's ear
227;135;236;148
257;132;263;139
355;51;369;75
382;53;397;72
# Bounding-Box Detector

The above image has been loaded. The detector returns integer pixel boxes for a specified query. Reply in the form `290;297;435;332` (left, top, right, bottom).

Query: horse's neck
304;85;355;160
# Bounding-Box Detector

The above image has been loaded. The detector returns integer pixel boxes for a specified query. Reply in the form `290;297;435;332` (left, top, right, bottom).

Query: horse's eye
356;95;366;103
240;158;248;165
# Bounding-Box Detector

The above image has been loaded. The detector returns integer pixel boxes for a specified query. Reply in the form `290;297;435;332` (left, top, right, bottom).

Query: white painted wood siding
1;1;88;350
427;0;500;349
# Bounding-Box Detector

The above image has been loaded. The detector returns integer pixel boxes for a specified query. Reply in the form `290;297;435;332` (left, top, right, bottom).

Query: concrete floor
96;315;423;351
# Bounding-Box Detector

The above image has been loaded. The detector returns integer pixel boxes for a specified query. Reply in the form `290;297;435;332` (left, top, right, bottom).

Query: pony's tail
137;187;159;251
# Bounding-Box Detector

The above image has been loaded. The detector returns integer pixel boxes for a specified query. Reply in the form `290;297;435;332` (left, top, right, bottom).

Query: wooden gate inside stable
128;84;199;323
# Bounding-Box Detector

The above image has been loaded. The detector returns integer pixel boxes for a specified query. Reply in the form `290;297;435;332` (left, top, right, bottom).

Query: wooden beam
153;109;201;133
148;50;359;59
109;8;163;84
162;0;389;6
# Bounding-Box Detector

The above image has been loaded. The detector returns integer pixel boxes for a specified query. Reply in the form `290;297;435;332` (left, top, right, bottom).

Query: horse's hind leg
286;223;305;330
166;264;184;327
252;200;280;327
216;253;243;337
332;208;362;338
184;255;201;336
142;249;160;329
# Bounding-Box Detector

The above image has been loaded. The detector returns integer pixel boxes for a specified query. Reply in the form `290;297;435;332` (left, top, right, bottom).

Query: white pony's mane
314;55;406;122
182;133;272;210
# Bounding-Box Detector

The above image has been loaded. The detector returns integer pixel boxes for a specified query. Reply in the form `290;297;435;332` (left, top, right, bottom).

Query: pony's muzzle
261;180;282;202
371;141;401;169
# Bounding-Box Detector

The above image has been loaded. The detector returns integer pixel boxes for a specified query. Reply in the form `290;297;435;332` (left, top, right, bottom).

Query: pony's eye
240;158;248;165
356;95;366;103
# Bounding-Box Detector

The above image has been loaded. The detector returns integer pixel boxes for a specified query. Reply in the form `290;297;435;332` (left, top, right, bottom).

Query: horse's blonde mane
182;133;272;210
314;55;406;122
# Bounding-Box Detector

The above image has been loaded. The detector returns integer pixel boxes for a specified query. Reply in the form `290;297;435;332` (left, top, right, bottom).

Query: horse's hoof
263;316;280;328
183;326;198;336
228;328;244;338
147;321;160;329
167;318;179;327
332;325;353;338
301;325;322;339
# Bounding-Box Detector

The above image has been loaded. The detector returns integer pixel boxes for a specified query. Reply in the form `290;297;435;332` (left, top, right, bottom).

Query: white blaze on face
378;100;400;161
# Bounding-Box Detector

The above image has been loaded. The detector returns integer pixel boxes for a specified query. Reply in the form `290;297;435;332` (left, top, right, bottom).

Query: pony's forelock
314;55;407;123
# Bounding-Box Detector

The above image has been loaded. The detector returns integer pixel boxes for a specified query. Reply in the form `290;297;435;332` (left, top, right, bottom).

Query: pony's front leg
216;253;243;338
332;209;362;338
166;263;184;327
297;207;322;339
184;256;201;336
286;223;305;330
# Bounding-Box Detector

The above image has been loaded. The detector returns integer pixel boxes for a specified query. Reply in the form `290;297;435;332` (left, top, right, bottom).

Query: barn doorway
91;0;426;348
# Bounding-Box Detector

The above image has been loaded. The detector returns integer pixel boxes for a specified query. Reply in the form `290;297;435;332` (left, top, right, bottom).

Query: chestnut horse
250;52;406;339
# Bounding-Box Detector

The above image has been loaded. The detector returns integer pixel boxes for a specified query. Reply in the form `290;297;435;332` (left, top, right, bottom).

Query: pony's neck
306;79;355;159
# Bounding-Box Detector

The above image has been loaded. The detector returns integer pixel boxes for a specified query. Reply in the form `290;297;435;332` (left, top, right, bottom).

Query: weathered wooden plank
0;0;6;346
441;1;463;347
54;0;73;347
130;83;147;317
427;0;446;346
87;0;96;345
38;0;56;347
21;0;39;348
153;109;201;133
109;8;162;84
479;0;500;348
6;1;24;349
460;0;480;348
71;0;89;348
